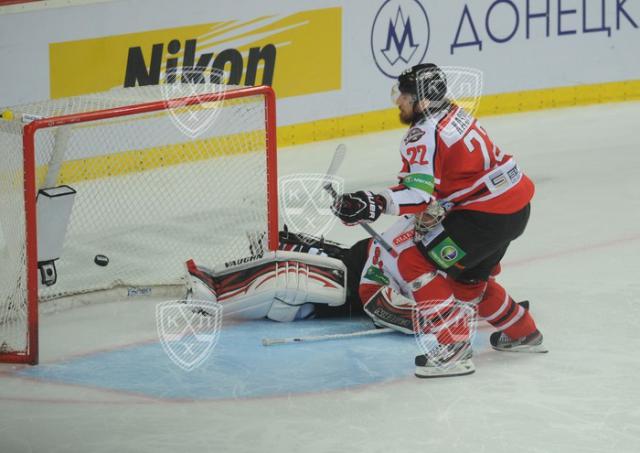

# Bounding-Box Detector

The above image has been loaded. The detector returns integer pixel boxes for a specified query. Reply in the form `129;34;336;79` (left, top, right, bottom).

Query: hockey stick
322;143;347;186
262;327;394;346
324;144;399;258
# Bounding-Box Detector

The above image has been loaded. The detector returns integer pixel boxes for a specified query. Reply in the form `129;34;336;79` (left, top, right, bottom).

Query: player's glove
331;191;386;226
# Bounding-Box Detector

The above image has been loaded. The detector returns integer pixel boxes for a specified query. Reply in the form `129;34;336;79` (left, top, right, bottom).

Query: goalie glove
332;191;386;226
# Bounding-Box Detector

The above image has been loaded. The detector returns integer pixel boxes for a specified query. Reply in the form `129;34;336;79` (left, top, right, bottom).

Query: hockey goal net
0;85;278;364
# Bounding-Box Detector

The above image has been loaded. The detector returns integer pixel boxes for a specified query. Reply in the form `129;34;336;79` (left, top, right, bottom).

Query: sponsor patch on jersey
404;127;426;144
427;237;466;269
440;246;458;261
401;173;435;194
393;230;415;246
364;266;390;286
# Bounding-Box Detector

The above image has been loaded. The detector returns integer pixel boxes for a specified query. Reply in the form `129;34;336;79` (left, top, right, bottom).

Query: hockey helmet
396;63;447;103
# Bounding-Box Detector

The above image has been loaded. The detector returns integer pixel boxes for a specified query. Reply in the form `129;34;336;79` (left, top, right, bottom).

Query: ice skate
414;342;475;378
490;329;548;353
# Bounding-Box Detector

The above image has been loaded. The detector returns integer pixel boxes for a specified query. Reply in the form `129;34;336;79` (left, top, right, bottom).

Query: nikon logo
124;39;276;87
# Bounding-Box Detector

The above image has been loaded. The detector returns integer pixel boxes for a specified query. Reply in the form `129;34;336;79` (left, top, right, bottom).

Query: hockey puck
94;254;109;266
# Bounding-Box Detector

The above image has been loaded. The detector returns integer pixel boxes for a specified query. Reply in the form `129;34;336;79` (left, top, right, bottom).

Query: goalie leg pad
185;251;347;322
362;286;416;334
186;260;216;299
267;301;315;322
183;259;221;316
361;285;471;345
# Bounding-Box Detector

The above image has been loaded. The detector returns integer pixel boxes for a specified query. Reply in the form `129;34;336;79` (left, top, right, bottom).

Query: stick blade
326;144;346;178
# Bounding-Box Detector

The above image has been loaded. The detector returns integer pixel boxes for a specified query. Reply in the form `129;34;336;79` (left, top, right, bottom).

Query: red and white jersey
359;216;419;298
382;104;534;215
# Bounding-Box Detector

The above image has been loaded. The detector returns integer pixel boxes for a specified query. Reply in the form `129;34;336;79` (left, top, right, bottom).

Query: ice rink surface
2;101;640;453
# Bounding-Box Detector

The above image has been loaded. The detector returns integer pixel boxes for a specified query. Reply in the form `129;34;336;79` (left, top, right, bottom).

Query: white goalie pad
362;285;417;335
185;251;346;322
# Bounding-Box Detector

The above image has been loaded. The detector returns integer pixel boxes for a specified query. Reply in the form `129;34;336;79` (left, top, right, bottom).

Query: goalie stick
263;302;534;346
323;144;399;258
262;327;394;346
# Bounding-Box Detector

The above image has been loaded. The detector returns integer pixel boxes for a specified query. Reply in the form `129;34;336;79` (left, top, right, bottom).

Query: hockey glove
332;191;386;226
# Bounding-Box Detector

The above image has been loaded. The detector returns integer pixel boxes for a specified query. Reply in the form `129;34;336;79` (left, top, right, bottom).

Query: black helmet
397;63;447;103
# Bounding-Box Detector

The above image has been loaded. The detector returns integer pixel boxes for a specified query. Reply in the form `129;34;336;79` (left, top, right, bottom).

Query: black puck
94;254;109;266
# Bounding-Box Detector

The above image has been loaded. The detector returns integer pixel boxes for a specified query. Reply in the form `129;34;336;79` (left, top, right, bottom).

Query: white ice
1;101;640;453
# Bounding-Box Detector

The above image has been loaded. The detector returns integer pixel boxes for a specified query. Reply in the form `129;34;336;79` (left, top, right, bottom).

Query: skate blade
492;344;549;353
414;359;476;378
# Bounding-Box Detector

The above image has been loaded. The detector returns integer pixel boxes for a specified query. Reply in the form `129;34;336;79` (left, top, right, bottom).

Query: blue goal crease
17;318;489;400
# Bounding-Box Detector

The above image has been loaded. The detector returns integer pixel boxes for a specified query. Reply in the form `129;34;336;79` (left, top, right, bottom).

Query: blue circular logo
370;0;431;78
441;245;458;262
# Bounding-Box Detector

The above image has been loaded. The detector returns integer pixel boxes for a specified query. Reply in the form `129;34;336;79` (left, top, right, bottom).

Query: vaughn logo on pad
156;299;222;371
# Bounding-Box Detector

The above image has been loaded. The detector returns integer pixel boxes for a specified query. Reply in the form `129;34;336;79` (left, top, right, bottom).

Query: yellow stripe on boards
40;131;264;187
277;78;640;147
40;78;640;185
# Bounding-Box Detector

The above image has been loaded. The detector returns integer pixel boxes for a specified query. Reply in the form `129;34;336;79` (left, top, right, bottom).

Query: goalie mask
414;202;447;243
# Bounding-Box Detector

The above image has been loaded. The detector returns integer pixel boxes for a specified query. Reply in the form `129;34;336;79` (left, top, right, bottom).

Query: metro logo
371;0;430;78
124;39;276;88
50;8;341;99
381;7;420;66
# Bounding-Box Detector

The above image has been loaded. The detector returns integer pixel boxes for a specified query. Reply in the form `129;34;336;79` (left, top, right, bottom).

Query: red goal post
0;86;278;364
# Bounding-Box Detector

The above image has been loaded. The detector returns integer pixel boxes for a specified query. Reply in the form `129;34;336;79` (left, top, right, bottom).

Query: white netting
0;85;276;357
0;120;28;354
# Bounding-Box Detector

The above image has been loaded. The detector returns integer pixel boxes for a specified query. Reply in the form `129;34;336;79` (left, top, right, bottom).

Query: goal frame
0;85;278;365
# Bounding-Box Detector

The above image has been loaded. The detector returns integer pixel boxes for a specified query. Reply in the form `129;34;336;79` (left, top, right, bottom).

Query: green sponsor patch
401;173;435;194
364;266;389;286
428;237;466;269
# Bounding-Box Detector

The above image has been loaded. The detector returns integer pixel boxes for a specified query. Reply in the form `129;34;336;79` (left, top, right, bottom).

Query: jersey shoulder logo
404;127;426;144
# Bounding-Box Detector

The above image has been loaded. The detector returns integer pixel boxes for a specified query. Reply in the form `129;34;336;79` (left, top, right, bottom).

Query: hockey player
185;225;540;377
331;63;546;377
184;64;546;378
